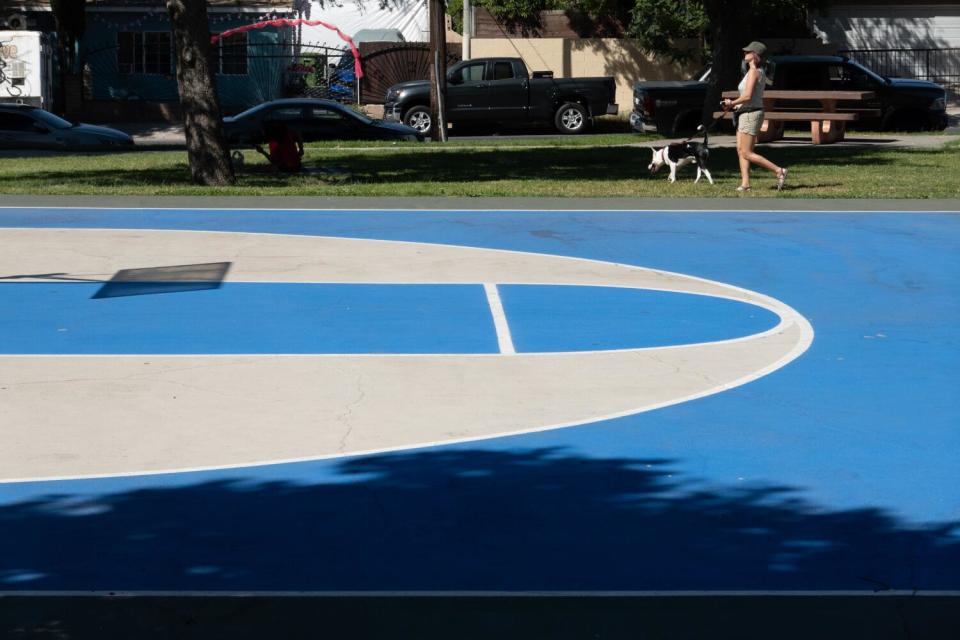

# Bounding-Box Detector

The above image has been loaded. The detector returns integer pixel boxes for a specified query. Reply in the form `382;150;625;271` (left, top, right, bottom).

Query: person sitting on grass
255;121;304;173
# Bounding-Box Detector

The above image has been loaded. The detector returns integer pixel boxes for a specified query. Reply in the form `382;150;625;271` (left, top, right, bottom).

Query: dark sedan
223;99;424;145
0;104;135;150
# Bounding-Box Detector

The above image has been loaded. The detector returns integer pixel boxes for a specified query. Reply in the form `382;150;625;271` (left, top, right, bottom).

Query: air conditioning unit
5;13;28;30
8;58;26;81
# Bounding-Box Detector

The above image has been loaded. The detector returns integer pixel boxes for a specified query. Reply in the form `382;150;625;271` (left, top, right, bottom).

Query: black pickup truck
383;57;618;135
631;55;949;135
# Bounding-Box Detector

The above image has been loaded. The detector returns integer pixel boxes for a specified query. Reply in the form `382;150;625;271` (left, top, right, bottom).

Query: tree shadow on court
1;447;957;591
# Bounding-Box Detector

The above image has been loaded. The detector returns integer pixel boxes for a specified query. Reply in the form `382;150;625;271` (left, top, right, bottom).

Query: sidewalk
110;122;189;147
112;109;959;150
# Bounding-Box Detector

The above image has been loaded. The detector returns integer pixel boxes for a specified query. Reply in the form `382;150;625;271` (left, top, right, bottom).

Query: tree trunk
50;0;85;113
428;0;448;142
702;0;752;127
166;0;234;186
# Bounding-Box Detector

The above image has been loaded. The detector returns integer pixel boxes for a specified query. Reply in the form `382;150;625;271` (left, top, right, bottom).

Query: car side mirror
447;73;461;85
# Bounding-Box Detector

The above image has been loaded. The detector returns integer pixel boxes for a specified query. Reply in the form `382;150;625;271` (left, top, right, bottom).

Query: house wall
80;11;294;120
811;4;960;49
811;4;960;100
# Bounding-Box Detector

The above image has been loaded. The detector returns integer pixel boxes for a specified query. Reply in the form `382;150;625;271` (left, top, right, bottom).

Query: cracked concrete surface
0;228;813;480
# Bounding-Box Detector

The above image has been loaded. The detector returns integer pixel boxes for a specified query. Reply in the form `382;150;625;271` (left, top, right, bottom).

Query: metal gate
359;42;461;104
278;42;358;104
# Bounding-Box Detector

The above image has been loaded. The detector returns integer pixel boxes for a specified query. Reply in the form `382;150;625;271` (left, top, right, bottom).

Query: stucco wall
470;38;698;115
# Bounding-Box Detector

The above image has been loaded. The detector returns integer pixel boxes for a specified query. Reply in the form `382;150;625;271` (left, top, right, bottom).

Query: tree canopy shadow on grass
1;447;957;591
4;143;950;192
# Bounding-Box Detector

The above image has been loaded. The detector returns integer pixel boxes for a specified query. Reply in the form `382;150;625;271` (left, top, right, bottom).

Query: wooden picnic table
713;90;878;144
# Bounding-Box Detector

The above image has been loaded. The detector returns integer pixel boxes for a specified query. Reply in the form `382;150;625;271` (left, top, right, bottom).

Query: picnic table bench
713;90;879;144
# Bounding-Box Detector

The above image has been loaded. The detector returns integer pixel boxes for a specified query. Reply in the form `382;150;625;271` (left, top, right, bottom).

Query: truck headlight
931;97;946;111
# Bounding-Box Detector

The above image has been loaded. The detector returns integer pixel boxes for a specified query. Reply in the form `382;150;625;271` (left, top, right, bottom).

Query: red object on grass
268;128;303;173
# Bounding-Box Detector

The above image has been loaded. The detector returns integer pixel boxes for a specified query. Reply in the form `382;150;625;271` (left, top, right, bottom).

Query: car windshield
340;106;374;124
848;59;887;84
230;101;374;123
230;102;275;119
31;109;74;130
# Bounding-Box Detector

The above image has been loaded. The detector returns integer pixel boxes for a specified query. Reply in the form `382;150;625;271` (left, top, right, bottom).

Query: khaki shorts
737;109;764;136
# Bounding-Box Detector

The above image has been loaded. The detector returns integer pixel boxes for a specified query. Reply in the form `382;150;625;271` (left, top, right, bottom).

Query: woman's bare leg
741;134;781;175
737;131;751;187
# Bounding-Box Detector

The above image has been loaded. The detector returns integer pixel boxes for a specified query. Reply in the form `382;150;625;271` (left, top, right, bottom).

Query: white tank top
737;68;765;109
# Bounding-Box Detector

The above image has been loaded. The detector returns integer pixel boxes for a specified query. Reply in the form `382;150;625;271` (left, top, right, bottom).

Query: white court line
0;206;958;213
0;227;814;482
4;590;959;597
484;283;515;355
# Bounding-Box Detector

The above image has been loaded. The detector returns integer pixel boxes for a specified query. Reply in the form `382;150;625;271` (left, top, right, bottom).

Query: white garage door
812;4;960;49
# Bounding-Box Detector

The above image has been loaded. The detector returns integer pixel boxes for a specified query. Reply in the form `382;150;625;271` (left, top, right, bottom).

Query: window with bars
210;33;248;75
117;32;173;75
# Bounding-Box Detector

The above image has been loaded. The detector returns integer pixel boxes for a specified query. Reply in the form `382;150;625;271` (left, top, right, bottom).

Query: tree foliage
447;0;562;35
451;0;824;63
626;0;706;60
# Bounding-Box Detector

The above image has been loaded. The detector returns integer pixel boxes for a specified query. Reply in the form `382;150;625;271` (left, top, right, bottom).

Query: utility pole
428;0;448;141
463;0;471;60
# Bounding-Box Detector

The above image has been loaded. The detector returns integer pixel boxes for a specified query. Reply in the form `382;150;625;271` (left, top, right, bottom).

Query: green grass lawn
303;132;649;149
2;137;958;198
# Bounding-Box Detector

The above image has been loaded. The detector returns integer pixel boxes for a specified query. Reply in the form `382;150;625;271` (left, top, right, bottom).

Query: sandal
777;168;789;191
736;185;751;192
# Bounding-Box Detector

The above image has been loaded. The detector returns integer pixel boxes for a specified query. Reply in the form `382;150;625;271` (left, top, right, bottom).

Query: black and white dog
647;125;713;185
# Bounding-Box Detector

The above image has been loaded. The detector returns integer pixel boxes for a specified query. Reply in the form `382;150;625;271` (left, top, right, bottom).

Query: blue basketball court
0;205;957;593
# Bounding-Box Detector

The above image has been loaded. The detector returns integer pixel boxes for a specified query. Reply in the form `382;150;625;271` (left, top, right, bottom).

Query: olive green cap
742;41;767;56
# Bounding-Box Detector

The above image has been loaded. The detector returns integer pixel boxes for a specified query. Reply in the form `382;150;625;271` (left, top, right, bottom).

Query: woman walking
721;41;788;191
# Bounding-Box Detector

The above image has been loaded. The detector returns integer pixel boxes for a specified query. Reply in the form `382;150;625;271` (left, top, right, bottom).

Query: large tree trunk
702;0;752;127
166;0;234;186
428;0;448;142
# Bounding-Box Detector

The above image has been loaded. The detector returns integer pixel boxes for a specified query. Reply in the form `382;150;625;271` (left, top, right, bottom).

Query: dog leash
679;108;729;144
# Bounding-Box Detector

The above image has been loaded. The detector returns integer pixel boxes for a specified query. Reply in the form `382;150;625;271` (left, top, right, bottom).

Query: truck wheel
403;106;433;135
884;108;924;132
554;102;589;134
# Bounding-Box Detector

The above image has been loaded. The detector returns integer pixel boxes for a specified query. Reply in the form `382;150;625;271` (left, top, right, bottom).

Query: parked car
0;104;134;150
383;57;618;135
630;55;949;136
222;98;424;144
